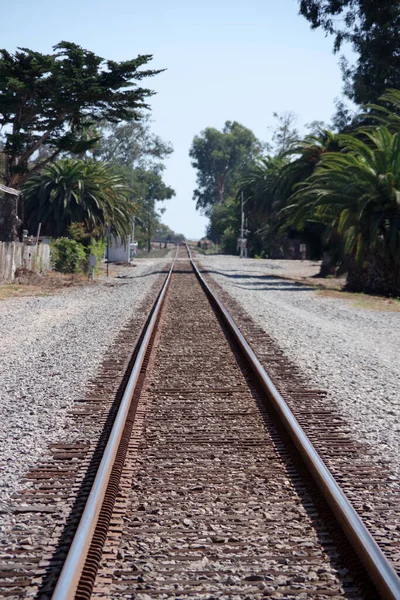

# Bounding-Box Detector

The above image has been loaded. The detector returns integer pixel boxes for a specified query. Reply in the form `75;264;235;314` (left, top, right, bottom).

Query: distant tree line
190;93;400;296
189;3;400;297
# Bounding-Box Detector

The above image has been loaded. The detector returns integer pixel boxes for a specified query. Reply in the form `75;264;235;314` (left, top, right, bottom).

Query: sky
1;0;355;239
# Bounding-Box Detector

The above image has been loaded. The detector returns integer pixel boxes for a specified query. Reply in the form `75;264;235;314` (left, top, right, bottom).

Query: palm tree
23;159;134;240
278;129;341;198
236;155;288;256
284;127;400;293
365;89;400;132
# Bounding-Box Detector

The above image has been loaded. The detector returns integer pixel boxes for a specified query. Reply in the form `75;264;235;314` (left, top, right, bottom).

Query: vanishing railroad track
1;245;399;599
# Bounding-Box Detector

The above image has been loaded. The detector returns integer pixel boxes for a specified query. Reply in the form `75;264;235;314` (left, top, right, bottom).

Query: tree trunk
346;254;400;297
318;251;336;277
215;172;226;204
0;192;22;242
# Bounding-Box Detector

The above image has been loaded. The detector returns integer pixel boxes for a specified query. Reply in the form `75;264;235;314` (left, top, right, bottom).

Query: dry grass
0;269;97;300
0;262;136;300
0;284;48;300
317;289;400;312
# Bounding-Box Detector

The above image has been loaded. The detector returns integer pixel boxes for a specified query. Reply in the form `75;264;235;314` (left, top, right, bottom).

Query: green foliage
132;165;175;203
221;226;237;254
0;41;162;241
51;238;86;273
93;116;173;168
68;222;91;244
365;89;400;133
285;127;400;266
0;41;161;188
238;155;288;216
298;1;400;105
190;121;264;213
23;159;134;240
154;222;185;243
131;165;175;250
269;112;298;155
206;199;238;243
278;129;341;200
88;238;106;268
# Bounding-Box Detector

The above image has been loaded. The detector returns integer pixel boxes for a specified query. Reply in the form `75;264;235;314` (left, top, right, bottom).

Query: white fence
0;241;51;283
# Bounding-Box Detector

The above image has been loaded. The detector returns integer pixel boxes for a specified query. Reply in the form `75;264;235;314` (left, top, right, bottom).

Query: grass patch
0;270;98;300
317;289;400;312
135;247;172;259
0;284;50;300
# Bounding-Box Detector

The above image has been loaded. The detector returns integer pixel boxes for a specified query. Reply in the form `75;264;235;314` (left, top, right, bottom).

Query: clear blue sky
3;0;353;239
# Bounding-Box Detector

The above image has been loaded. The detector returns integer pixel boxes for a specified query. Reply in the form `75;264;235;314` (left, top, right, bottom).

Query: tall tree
132;166;175;251
93;115;173;168
269;111;298;155
189;121;264;214
0;41;161;241
298;1;400;105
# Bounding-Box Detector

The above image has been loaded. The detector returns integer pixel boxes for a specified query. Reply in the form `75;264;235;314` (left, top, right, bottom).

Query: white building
107;218;138;262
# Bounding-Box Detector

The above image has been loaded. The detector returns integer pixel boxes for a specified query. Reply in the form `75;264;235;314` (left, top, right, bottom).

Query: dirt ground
0;263;125;300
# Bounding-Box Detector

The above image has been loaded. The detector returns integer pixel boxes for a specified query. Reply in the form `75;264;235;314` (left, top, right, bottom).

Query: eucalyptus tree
297;0;400;106
0;41;161;241
93;116;173;168
189;121;264;213
131;165;175;251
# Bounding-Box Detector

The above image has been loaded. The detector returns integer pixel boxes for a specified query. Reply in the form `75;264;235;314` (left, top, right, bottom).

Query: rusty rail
51;249;177;600
188;244;400;600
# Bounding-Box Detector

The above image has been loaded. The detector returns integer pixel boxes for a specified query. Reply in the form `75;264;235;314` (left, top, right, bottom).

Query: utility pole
240;192;246;258
106;226;110;277
147;197;151;253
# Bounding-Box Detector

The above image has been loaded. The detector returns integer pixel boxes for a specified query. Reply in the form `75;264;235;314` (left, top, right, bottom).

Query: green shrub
51;238;87;273
88;239;106;272
221;226;237;255
68;222;91;244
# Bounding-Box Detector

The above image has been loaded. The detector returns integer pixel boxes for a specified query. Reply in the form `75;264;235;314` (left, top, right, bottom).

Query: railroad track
1;245;400;599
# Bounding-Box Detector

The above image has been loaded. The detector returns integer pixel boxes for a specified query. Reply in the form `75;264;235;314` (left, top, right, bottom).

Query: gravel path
0;257;170;507
199;255;400;478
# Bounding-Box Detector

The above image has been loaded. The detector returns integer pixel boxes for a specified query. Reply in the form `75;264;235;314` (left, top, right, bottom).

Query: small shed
108;236;130;262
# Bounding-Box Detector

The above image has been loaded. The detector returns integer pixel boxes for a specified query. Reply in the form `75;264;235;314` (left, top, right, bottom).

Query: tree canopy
131;165;175;251
93;116;173;168
189;121;264;213
298;0;400;105
285;128;400;267
0;41;162;241
23;159;133;240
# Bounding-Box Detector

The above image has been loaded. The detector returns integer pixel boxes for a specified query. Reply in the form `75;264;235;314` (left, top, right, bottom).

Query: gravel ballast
0;257;169;507
199;255;400;477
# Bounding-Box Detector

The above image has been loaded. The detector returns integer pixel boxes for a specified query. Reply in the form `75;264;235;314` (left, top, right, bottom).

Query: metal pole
147;198;151;253
35;223;41;246
106;226;110;277
240;192;244;258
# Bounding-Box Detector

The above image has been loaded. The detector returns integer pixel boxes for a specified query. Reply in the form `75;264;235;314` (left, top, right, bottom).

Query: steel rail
188;246;400;600
52;249;178;600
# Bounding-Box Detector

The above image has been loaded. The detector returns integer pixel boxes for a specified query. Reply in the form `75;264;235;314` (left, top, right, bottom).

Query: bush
87;239;106;272
221;227;237;255
51;238;87;273
68;222;91;244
